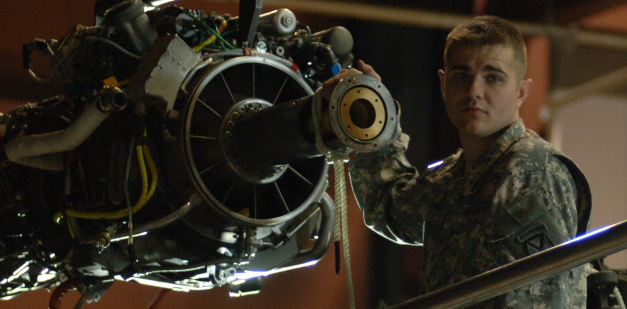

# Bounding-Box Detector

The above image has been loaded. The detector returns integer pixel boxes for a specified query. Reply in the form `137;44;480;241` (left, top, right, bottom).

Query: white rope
584;263;626;309
312;88;355;309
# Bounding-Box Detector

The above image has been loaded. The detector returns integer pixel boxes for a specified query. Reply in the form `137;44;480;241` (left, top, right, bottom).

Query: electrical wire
193;19;228;52
124;135;136;245
58;132;159;220
305;26;312;45
181;10;235;49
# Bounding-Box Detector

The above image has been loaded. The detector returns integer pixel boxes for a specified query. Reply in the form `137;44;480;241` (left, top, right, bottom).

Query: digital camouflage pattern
349;119;592;308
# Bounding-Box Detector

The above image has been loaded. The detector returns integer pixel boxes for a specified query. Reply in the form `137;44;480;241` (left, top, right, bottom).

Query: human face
439;44;532;141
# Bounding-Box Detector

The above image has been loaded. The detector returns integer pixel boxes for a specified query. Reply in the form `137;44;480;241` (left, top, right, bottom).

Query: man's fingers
357;60;382;81
320;63;381;101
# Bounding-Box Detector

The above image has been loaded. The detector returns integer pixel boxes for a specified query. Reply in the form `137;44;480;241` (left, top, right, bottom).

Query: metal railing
390;219;627;309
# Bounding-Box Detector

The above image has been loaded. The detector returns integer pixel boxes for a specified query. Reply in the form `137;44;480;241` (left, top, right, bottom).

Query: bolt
225;131;232;138
218;269;226;280
281;16;294;27
233;112;240;117
256;41;267;52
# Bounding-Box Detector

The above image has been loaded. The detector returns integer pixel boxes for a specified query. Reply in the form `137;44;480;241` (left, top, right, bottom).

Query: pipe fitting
96;87;127;113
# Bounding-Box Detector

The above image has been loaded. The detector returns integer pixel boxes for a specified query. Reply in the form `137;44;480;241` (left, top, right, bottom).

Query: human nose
468;77;484;100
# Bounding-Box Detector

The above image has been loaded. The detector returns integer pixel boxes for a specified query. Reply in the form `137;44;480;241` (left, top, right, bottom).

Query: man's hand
321;60;381;101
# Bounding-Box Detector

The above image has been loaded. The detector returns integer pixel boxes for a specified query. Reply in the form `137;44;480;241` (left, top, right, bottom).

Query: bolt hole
374;144;378;147
390;117;395;121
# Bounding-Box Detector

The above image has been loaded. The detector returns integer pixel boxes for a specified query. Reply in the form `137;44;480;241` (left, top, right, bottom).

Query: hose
5;101;110;171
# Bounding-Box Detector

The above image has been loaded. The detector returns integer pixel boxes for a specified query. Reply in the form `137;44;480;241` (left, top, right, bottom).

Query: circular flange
338;86;386;141
328;74;396;153
220;99;289;184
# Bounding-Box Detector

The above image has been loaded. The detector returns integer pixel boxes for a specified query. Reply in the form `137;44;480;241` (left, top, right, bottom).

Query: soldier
322;15;591;308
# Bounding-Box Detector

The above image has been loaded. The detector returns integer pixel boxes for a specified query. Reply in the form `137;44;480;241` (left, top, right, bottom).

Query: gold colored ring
339;86;386;141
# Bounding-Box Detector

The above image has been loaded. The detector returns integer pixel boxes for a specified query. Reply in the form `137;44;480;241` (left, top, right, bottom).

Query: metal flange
328;73;396;152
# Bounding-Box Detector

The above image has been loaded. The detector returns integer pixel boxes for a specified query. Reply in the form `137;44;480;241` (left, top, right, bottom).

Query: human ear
438;69;446;100
516;78;532;108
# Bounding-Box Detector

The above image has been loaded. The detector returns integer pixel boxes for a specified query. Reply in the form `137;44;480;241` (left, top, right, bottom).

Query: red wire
48;279;77;309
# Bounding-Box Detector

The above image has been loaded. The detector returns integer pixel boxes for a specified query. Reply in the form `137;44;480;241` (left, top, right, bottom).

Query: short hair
444;16;527;81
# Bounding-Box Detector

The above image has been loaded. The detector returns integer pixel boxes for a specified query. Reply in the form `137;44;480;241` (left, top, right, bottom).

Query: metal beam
259;0;627;50
550;65;627;108
388;220;627;309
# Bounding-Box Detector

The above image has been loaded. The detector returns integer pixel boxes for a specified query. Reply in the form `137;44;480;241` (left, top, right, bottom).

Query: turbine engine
0;0;397;305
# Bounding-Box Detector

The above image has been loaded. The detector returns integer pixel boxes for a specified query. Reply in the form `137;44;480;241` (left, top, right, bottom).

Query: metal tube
280;192;334;268
390;220;627;309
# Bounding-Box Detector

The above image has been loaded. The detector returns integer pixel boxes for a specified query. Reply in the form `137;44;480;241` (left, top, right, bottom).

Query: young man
323;16;591;308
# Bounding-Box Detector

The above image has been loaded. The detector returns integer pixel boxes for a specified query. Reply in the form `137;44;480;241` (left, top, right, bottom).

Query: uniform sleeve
348;131;426;245
499;157;587;309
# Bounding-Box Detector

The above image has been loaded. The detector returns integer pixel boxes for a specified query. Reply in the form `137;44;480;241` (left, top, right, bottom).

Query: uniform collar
462;119;527;194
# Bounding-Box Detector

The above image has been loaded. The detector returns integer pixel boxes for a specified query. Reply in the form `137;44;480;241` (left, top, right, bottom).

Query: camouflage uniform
349;119;591;308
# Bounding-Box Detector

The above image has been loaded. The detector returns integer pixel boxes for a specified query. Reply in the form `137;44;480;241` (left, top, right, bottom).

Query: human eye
486;75;502;83
452;72;468;80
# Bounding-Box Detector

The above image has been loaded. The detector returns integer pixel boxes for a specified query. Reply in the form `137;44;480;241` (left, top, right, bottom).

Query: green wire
181;10;235;50
305;26;311;45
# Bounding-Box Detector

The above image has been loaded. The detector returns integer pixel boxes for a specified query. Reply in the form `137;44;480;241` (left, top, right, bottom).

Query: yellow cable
143;145;158;201
57;137;155;221
193;35;218;52
193;20;228;52
67;220;75;239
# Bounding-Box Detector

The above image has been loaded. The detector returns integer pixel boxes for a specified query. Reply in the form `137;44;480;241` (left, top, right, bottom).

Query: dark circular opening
349;98;376;129
112;92;127;108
